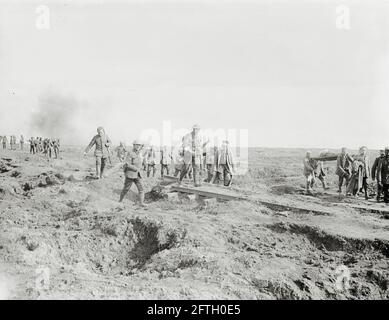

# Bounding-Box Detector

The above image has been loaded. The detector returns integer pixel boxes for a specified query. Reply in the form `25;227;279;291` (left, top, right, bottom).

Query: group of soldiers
28;137;61;159
84;125;235;207
1;135;25;150
0;134;61;159
303;146;389;204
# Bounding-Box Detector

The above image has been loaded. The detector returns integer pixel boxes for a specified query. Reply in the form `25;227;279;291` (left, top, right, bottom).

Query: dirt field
0;147;388;300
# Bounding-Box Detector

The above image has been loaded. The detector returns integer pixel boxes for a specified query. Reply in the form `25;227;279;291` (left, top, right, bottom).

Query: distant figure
119;140;146;207
377;147;389;205
2;136;8;149
371;149;385;202
335;147;353;194
142;148;148;171
34;137;39;153
146;146;157;178
20;135;24;150
37;137;43;153
84;126;112;179
115;142;127;162
29;137;35;154
53;139;60;159
44;138;53;159
160;146;172;177
214;140;235;187
10;135;17;150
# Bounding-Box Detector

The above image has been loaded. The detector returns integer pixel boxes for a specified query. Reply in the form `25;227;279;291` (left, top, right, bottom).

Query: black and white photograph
0;0;388;304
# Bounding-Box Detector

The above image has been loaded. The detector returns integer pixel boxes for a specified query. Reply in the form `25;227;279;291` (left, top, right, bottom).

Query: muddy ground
0;147;388;300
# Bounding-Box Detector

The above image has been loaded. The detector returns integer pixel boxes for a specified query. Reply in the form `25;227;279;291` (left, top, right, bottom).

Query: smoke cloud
29;89;81;144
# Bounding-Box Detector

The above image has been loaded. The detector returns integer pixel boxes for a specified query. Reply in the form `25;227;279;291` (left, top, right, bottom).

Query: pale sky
0;0;389;148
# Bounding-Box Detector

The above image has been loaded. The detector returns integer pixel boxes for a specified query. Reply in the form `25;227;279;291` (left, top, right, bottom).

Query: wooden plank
341;202;389;214
171;185;247;201
168;178;389;215
161;175;192;185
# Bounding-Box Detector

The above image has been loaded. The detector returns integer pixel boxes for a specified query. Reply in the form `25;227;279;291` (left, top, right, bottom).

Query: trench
266;222;389;257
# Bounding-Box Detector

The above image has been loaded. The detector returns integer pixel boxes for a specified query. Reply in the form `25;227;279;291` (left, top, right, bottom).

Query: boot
338;186;342;193
139;192;147;207
306;182;313;195
96;164;101;179
100;160;106;178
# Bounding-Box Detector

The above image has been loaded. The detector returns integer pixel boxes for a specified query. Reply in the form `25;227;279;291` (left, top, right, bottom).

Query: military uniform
2;136;7;149
29;138;35;154
119;147;145;204
335;153;353;193
377;155;389;203
34;138;39;153
204;146;218;183
214;143;234;186
53;139;60;159
179;129;207;186
146;148;157;177
372;153;385;201
10;136;16;150
85;133;112;178
20;135;24;150
354;152;370;199
160;147;172;177
116;144;126;162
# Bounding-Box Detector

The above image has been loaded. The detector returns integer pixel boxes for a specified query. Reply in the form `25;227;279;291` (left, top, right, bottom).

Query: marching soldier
29;137;35;154
84;126;112;179
116;142;127;162
356;146;371;200
146;146;157;178
119;140;146;207
214;140;235;186
179;124;208;187
335;147;353;194
53;139;60;159
204;145;218;183
34;137;39;153
160;145;173;177
377;147;389;205
142;147;148;171
10;135;16;150
2;136;7;149
20;135;24;150
372;149;385;201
